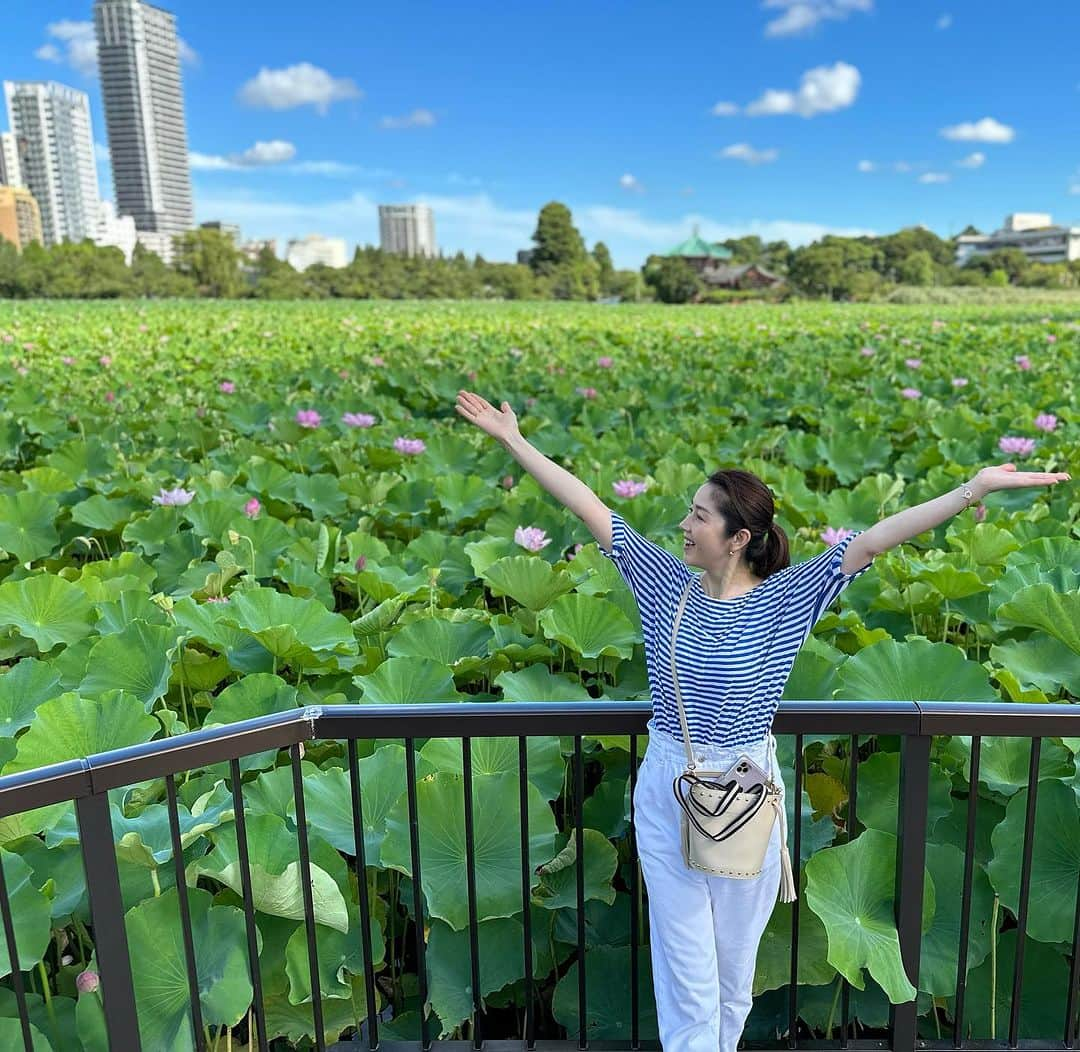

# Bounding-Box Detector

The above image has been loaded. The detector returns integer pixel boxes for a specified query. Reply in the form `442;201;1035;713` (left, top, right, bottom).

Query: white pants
634;719;786;1052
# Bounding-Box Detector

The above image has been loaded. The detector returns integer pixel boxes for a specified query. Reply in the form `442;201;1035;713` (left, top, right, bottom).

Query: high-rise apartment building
286;234;348;271
3;81;99;246
378;204;437;257
0;186;44;251
0;131;22;187
94;0;193;236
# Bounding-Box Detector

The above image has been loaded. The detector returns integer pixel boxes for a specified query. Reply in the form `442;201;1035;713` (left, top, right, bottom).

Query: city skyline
2;2;1079;268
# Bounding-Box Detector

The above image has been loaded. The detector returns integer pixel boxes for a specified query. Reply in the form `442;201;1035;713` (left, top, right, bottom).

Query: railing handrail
2;698;1078;817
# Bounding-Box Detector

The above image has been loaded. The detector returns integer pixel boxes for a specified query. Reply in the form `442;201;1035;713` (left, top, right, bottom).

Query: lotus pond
0;299;1077;1049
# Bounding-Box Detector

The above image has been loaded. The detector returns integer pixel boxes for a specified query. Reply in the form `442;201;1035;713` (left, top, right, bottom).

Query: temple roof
665;233;733;259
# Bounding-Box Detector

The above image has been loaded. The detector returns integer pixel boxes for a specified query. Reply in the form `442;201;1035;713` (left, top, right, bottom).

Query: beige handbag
667;577;797;902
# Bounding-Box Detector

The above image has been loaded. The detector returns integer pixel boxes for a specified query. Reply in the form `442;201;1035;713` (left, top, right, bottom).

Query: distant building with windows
378;203;437;257
240;237;276;263
94;0;194;238
955;213;1080;267
0;131;21;187
0;185;43;250
200;220;241;243
3;80;100;246
286;234;348;271
96;200;137;263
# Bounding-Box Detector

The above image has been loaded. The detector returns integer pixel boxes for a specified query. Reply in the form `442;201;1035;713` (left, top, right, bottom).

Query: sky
3;1;1080;268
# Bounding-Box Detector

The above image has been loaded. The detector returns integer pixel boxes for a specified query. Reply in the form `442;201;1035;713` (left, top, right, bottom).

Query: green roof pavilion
665;226;732;260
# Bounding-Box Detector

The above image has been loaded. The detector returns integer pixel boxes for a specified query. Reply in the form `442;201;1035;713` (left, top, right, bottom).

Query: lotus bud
76;970;99;994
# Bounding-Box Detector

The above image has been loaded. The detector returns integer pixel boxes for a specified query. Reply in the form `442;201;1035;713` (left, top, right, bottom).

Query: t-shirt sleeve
598;509;692;612
777;529;874;629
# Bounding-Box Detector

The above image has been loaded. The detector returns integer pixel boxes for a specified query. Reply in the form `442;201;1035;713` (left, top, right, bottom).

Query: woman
455;388;1070;1050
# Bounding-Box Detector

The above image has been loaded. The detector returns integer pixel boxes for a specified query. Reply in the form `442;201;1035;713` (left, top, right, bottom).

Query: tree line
0;201;1077;301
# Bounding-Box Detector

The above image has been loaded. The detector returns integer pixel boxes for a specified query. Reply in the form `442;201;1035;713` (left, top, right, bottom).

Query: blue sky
5;1;1080;267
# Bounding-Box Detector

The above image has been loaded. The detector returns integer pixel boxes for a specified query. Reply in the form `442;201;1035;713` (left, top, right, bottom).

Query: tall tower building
3;81;99;246
378;204;437;258
94;0;193;237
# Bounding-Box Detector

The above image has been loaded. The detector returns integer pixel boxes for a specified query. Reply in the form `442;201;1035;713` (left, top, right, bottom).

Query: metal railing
1;699;1079;1052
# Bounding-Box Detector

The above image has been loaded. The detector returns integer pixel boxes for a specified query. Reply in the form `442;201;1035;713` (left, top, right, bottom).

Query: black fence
1;700;1079;1052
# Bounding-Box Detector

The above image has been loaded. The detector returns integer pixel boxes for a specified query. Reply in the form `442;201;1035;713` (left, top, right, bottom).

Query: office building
200;220;241;243
955;213;1080;267
378;203;437;257
0;132;21;186
3;81;100;246
94;0;194;236
240;237;276;262
0;186;43;250
286;234;348;271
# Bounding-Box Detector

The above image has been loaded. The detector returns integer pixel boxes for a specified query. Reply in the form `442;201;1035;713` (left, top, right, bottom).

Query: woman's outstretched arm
848;463;1072;574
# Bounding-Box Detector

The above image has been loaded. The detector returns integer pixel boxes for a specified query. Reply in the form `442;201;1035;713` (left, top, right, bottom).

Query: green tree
173;228;243;297
131;243;196;297
592;241;615;293
643;256;701;303
722;235;763;263
897;250;935;287
529;202;587;275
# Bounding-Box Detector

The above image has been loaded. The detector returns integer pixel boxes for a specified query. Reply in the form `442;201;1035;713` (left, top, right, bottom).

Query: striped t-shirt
599;510;874;748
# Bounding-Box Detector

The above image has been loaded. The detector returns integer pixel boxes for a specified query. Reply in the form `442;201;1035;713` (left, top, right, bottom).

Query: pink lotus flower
219;380;235;394
973;503;987;522
567;542;585;560
244;497;261;518
61;355;75;366
22;342;34;351
515;525;551;552
501;475;514;489
99;355;112;367
0;333;12;343
931;319;946;329
371;355;385;367
576;386;598;399
613;479;648;498
16;366;28;376
900;338;913;346
860;346;876;357
338;368;349;379
525;397;538;408
76;970;99;995
998;436;1036;456
901;387;922;399
343;412;376;428
205;595;230;603
904;358;922;369
354;555;367;572
1014;355;1031;370
821;526;856;545
597;356;614;368
153;486;195;506
951;377;968;387
393;436;425;455
295;409;321;428
1034;413;1057;432
1047;334;1057;343
467;370;478;382
104;391;116;402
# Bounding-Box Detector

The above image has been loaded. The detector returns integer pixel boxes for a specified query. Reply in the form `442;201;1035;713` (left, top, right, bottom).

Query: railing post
75;792;142;1052
889;726;931;1051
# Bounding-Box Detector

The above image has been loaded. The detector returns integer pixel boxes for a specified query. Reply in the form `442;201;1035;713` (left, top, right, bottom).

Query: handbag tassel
772;794;798;904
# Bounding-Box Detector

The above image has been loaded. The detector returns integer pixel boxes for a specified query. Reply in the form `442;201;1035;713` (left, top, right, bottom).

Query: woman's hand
455;390;521;445
974;462;1072;495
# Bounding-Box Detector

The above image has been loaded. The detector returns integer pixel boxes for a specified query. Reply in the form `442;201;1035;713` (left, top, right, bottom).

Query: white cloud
761;0;873;38
718;143;779;165
380;108;436;130
35;20;196;77
711;101;739;116
619;173;645;193
893;161;913;172
936;13;953;29
189;140;297;170
939;117;1015;143
192;188;875;269
955;151;985;168
238;63;362;114
857;159;876;172
918;172;951;183
745;61;861;117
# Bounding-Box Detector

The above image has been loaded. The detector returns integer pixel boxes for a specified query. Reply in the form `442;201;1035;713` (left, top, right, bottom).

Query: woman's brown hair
704;469;791;579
